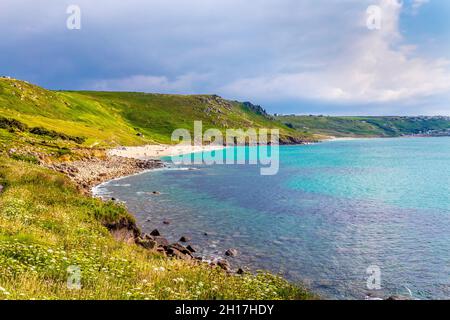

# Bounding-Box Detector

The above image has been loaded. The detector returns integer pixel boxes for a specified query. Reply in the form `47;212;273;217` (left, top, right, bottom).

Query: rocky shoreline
46;152;237;273
106;215;236;272
46;155;164;194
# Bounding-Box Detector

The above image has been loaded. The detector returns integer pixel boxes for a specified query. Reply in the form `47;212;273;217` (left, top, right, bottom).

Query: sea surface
95;137;450;299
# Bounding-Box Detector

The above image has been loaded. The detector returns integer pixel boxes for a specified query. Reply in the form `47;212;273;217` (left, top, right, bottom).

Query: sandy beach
108;144;225;160
323;136;366;141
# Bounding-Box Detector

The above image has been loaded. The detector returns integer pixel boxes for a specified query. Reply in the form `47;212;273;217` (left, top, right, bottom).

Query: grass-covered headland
0;77;315;149
276;115;450;138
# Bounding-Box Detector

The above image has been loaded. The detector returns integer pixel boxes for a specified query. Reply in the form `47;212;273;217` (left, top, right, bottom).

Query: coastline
86;142;314;276
87;142;321;296
93;138;439;300
86;143;243;272
48;144;225;195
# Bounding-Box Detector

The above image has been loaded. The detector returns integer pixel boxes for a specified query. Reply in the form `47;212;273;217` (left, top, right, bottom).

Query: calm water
96;137;450;299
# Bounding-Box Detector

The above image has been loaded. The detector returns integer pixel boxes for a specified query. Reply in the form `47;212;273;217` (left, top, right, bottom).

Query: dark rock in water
150;229;161;236
203;232;208;236
186;245;196;253
386;295;412;300
225;248;238;257
236;268;244;275
217;259;230;272
166;243;193;260
135;237;157;250
152;191;161;195
169;243;192;255
163;220;171;225
153;236;169;247
179;236;191;242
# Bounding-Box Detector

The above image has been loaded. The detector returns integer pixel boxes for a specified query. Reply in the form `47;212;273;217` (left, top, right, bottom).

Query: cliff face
241;101;271;118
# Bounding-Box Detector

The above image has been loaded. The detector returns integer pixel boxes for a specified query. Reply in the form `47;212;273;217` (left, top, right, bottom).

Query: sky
0;0;449;115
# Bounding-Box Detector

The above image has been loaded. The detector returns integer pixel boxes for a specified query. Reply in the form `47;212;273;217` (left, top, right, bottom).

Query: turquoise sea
96;137;450;299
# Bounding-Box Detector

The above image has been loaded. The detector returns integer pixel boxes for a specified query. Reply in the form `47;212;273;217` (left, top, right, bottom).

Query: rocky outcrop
107;221;243;273
216;259;231;272
225;248;238;257
104;216;196;261
96;191;245;273
165;243;195;260
153;236;169;247
104;217;141;244
242;101;270;118
279;135;317;145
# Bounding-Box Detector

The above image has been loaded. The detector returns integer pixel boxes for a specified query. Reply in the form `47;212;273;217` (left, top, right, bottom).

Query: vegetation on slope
0;157;313;300
0;78;314;149
276;115;450;138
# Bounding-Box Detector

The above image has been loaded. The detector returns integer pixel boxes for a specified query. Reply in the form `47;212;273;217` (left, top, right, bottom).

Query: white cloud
221;0;450;104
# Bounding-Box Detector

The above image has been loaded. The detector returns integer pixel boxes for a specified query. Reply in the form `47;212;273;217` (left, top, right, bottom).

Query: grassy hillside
276;115;450;138
0;157;313;300
0;77;314;149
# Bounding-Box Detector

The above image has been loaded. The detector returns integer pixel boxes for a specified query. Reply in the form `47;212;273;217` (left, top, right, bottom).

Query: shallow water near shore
96;137;450;299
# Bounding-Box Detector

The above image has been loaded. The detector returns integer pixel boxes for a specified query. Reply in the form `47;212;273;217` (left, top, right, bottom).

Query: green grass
277;115;450;137
0;158;315;300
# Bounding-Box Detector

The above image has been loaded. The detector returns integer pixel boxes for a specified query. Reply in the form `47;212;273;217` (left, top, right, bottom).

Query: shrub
10;153;39;164
0;116;28;131
29;127;86;144
56;147;71;157
90;201;135;225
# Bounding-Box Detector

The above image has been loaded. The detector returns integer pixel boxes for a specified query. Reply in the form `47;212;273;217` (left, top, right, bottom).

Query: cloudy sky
1;0;449;115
